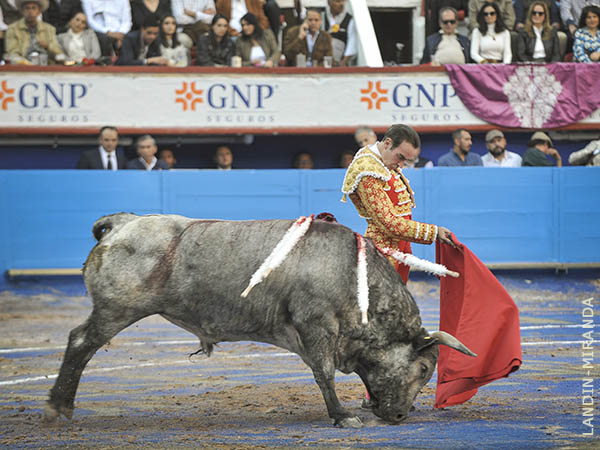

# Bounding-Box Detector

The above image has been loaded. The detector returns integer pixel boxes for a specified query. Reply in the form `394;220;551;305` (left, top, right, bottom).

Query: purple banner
446;63;600;129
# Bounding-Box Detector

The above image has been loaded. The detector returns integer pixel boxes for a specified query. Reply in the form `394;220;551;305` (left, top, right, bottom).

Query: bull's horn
430;331;477;357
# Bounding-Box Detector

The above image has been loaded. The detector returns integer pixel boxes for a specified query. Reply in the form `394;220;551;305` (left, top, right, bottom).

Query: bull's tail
91;213;138;241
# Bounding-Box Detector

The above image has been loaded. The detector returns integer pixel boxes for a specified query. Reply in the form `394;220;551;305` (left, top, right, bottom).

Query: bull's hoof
43;403;59;423
43;402;73;423
335;416;364;428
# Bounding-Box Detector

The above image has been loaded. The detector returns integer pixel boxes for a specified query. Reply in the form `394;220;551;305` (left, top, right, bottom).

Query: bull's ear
430;331;477;357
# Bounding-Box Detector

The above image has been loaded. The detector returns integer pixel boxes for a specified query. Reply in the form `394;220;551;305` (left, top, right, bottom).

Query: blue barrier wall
1;168;598;276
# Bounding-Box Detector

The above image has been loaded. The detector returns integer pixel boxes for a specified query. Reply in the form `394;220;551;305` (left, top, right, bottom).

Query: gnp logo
360;81;388;110
2;79;90;123
360;79;461;122
175;82;203;111
0;80;15;110
175;81;276;124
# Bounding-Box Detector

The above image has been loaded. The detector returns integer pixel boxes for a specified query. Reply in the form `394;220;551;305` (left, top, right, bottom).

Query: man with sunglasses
341;124;457;283
421;6;471;64
468;0;515;31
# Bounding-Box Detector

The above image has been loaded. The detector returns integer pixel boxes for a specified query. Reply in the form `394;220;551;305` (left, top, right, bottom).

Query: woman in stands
516;1;561;62
159;15;189;66
573;5;600;62
470;1;512;63
196;13;235;66
235;12;280;67
57;11;101;64
131;0;173;31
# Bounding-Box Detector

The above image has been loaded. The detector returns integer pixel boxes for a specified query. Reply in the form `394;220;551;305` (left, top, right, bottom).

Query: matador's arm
355;176;438;245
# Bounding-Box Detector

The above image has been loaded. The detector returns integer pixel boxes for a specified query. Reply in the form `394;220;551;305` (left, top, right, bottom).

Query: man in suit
127;135;170;170
116;15;168;65
76;126;128;169
284;8;333;66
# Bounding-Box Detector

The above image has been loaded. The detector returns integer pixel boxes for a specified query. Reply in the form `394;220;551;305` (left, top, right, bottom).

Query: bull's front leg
309;358;363;428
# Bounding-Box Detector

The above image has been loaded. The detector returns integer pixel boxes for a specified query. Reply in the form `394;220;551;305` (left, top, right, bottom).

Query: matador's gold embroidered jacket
341;146;438;251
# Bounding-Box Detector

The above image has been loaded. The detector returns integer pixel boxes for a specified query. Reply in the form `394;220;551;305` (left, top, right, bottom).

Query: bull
44;213;474;428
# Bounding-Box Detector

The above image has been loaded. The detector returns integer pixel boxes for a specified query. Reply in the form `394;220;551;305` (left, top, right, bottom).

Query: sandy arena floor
0;271;598;449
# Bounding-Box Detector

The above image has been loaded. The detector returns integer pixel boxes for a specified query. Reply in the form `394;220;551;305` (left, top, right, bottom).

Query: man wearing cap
5;0;65;64
522;132;562;167
481;130;522;167
438;128;483;166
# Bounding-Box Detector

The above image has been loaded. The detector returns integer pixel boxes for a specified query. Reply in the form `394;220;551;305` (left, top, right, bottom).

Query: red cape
435;235;522;408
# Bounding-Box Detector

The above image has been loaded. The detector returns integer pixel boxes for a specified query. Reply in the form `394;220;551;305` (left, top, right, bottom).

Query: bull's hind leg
44;309;145;422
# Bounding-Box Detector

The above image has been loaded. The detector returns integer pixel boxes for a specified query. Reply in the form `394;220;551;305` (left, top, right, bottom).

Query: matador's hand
437;226;460;249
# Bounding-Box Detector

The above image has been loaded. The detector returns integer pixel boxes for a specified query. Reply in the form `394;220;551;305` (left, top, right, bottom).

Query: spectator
215;0;269;37
127;135;170;170
57;11;101;63
324;0;356;66
293;151;314;169
573;4;600;62
561;0;600;37
235;12;279;67
159;148;177;168
515;0;562;30
77;126;127;169
159;15;189;66
516;1;561;61
172;0;215;44
522;131;562;166
196;13;234;65
469;0;515;31
426;0;469;36
438;128;483;166
514;0;566;58
131;0;173;31
339;150;354;168
58;0;83;33
481;129;522;167
283;8;333;67
421;6;471;64
470;1;513;63
116;15;168;65
405;147;434;168
354;126;377;147
214;145;233;169
82;0;131;50
568;139;600;166
5;0;66;64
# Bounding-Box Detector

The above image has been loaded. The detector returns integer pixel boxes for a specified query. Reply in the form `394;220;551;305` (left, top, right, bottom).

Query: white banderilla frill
380;247;459;278
241;215;314;298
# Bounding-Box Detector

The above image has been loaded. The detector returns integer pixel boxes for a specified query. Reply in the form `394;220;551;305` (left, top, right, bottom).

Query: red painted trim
2;121;600;136
0;65;446;75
